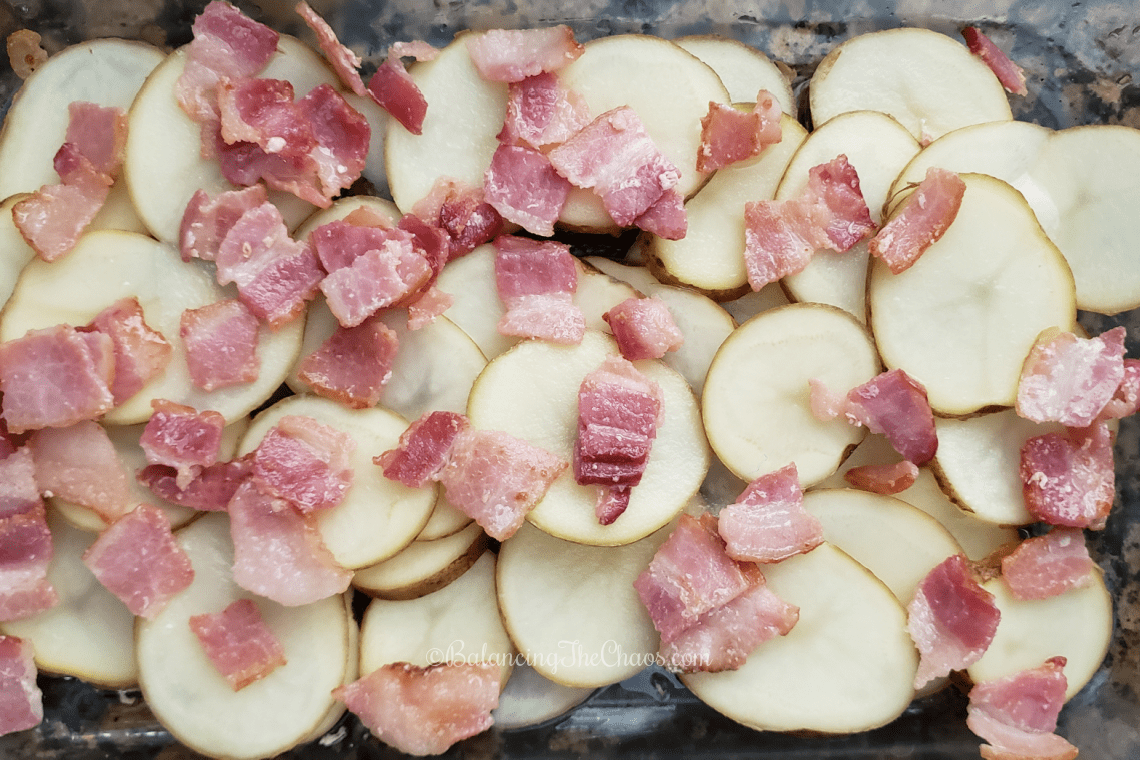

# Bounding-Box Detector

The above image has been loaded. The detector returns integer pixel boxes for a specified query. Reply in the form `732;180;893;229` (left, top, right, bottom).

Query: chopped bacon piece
845;369;938;465
966;657;1077;760
82;504;194;619
869;167;965;274
228;480;352;606
140;400;225;490
604;297;685;361
6;29;47;79
0;504;57;622
298;319;400;409
189;598;287;690
335;662;500;756
180;185;268;263
907;554;1001;688
0;449;40;520
808;377;847;421
298;83;371;198
963;27;1028;96
0;635;43;736
1001;528;1095;601
696;90;783;173
217;77;314;153
634;188;687;240
295;1;366;96
633;514;756;643
498;72;590;150
412;178;504;260
844;460;920;495
396;214;450;276
496;294;586;345
309;219;416;273
1021;422;1114;530
390;41;438;61
376;411;469;488
215;132;326;208
28;421;131;521
494;235;585;344
548;107;680;227
367;55;428;135
465;26;583;82
319;238;433;328
250;415;355;514
717;464;823;563
181;299;261;391
406;285;454;330
1017;327;1127;427
82;297;173;405
0;326;114;434
1099;358;1140;422
138;459;251;512
65;102;129;177
594;486;632;527
435;429;566;541
483;144;572;237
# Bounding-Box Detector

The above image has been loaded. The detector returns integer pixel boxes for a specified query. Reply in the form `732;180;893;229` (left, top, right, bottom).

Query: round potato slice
352;521;488;600
493;663;595;730
237;395;436;569
702;303;879;486
136;513;353;760
682;543;918;734
293;194;403;235
433;243;517;360
722;283;791;325
674;35;795;113
0;194;36;308
467;330;709;546
416;493;474;541
0;229;304;425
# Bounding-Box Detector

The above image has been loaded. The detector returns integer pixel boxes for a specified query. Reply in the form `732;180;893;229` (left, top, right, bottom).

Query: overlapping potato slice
0;194;35;307
352;522;487;600
416;494;474;541
493;663;595;730
722;283;791;325
674;35;795;114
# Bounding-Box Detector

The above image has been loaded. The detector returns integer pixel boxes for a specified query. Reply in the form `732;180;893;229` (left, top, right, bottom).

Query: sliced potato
493;663;595;730
575;266;639;332
721;283;791;325
0;194;36;308
293;195;403;236
352;522;487;600
674;35;795;114
416;493;474;541
433;243;517;360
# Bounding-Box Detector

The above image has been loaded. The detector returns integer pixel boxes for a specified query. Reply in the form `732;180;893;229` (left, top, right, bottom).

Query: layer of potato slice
682;543;918;733
722;283;791;325
867;174;1076;415
809;27;1012;142
0;229;304;424
467;330;708;546
0;194;35;307
497;520;669;688
0;510;137;688
493;663;595;730
237;395;436;569
136;513;354;760
416;493;474;541
674;35;795;113
352;522;487;600
702;303;878;486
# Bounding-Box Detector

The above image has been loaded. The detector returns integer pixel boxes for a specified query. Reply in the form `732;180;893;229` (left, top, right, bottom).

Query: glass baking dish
0;0;1136;758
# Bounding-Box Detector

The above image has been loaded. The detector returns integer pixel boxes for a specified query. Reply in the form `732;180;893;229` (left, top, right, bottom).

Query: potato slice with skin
237;395;435;570
0;510;137;688
644;115;807;300
0;230;304;425
493;663;594;730
497;520;668;688
352;522;488;600
467;330;709;546
416;493;473;541
674;35;795;114
0;194;35;308
702;303;878;487
682;543;918;734
867;174;1076;416
809;27;1012;142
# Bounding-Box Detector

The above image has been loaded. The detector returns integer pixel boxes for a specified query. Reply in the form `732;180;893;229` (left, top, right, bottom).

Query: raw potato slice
0;38;164;198
867;174;1076;415
294;194;403;235
932;410;1065;526
136;513;353;760
778;111;920;322
682;543;918;733
802;489;961;604
493;663;594;730
576;266;639;332
497;520;669;688
467;330;709;546
343;92;390;194
674;35;795;114
702;303;879;486
416;493;474;541
359;552;514;686
556;35;730;230
385;34;508;213
644;115;807;299
968;571;1113;701
809;27;1012;142
352;522;488;600
90;179;149;235
582;257;660;295
126;36;338;245
0;194;35;307
238;395;436;569
0;510;137;688
0;230;304;425
722;283;791;325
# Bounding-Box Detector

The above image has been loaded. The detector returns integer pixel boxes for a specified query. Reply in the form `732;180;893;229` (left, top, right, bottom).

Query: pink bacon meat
180;185;268;262
249;415;355;515
498;72;590;150
483;144;572;237
466;26;583;82
869;167;965;274
603;297;684;361
366;42;437;135
962;26;1029;96
297;318;400;409
0;636;43;737
0;449;40;520
295;1;366;96
966;657;1078;760
717;463;823;563
28;421;132;522
1001;528;1095;601
844;369;938;465
412;177;504;260
494;235;585;344
189;598;287;691
138;459;251;513
82;297;173;405
696;90;782;173
0;504;57;622
139;400;226;490
1021;421;1115;530
375;411;469;489
843;460;920;495
1016;327;1127;428
181;299;261;391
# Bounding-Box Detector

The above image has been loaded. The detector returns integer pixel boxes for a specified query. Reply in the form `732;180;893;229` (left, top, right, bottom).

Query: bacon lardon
845;369;938;465
310;219;412;273
376;411;469;489
82;297;173;405
1099;358;1140;422
966;657;1077;760
494;236;585;344
603;297;685;361
28;421;132;522
406;285;454;330
634;188;687;240
297;318;400;409
180;185;268;263
843;460;920;495
0;635;42;736
367;54;429;135
64;102;129;177
140;401;226;490
1021;421;1114;530
250;415;355;515
869;167;965;274
412;178;504;260
189;598;288;691
0;449;40;520
319;238;433;328
0;504;57;622
465;26;584;82
498;72;590;150
300;83;371;198
1001;528;1095;601
717;463;823;563
1017;327;1127;428
483;144;572;237
962;27;1029;97
180;299;261;391
138;459;251;512
295;1;366;96
696;90;783;173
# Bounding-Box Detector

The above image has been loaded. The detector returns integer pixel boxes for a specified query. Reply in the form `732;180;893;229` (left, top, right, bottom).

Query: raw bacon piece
548;106;680;227
0;504;57;622
180;185;268;262
696;90;783;173
1021;422;1115;530
319;238;433;328
966;657;1077;760
250;415;355;514
594;486;632;527
396;214;450;277
217;77;314;154
411;178;504;260
465;26;584;82
295;1;366;96
367;54;428;135
717;464;823;563
869;167;965;275
65;102;129;177
82;297;173;405
406;285;454;330
181;299;261;391
498;72;590;150
1016;327;1127;428
309;219;414;273
496;294;586;345
845;369;938;465
1099;358;1140;422
603;297;685;361
435;429;567;541
298;83;371;198
633;514;756;643
215;132;326;207
807;377;847;421
376;411;469;488
494;236;585;344
228;480;352;606
28;421;132;521
1001;528;1095;601
0;449;40;520
907;554;1001;688
82;504;195;619
844;460;920;495
634;188;687;240
6;28;47;79
334;662;500;756
483;144;571;237
297;318;400;409
0;635;42;736
963;27;1029;97
138;459;251;512
189;598;287;690
139;400;225;490
0;325;115;434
